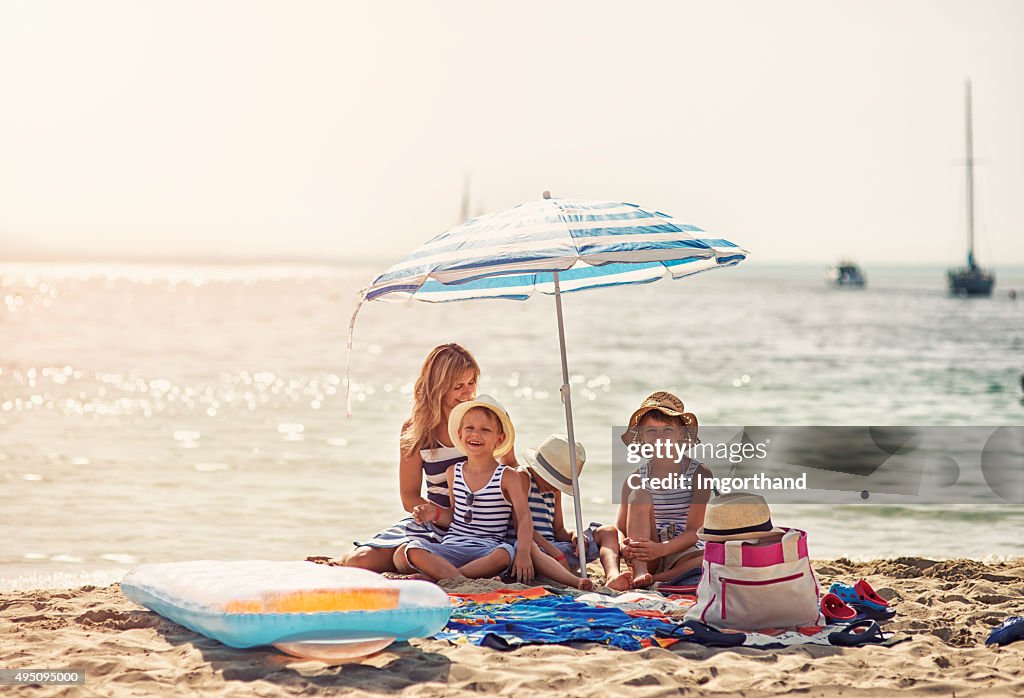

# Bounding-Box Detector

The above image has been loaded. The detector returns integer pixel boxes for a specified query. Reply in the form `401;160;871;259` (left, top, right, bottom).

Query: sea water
2;262;1023;590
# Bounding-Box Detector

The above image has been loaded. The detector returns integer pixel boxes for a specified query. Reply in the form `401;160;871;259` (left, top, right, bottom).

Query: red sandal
820;593;857;622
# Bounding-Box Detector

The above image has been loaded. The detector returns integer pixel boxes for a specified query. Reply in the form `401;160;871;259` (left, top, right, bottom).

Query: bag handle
781;529;801;562
724;539;755;566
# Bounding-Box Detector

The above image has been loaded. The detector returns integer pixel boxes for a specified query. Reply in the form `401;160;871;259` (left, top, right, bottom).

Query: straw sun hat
696;493;787;542
523;435;586;496
620;391;698;445
447;394;515;458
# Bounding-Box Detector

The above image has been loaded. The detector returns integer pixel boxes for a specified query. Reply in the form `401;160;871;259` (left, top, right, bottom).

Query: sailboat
948;80;994;297
459;173;487;223
460;173;472;223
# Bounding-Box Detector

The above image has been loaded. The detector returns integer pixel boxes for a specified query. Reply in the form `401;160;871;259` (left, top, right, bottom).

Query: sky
1;1;1023;265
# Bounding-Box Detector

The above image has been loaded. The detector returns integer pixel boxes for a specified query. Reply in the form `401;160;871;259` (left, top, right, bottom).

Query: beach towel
448;587;551;605
439;587;906;652
575;590;695;616
437;589;671;651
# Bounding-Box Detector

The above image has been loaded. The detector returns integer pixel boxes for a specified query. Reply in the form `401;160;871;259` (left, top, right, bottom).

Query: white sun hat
522;434;586;496
447;394;515;458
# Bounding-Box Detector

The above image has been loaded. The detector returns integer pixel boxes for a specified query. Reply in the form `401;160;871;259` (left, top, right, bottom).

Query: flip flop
820;593;857;623
654;584;698;596
666;567;703;586
828;620;890;647
849;602;897;623
656;620;746;647
986;616;1024;647
828;580;889;612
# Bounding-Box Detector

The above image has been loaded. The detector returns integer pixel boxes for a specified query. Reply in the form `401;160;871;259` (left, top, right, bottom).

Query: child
519;435;624;591
396;395;534;582
617;391;712;588
346;343;524;573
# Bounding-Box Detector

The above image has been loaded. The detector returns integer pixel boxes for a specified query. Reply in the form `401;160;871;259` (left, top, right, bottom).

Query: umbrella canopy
349;194;748;578
362;198;746;302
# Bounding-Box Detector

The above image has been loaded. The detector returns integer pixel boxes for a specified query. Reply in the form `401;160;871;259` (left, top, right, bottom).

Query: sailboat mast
460;173;471;223
965;80;975;268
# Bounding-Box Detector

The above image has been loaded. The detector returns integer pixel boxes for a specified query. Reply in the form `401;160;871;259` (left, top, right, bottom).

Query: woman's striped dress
353;441;464;548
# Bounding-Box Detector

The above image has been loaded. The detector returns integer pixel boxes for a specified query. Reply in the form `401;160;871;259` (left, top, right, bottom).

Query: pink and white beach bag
685;528;825;630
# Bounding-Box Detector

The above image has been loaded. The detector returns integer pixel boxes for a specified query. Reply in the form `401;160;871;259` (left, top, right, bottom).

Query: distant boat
826;260;866;288
948;80;995;297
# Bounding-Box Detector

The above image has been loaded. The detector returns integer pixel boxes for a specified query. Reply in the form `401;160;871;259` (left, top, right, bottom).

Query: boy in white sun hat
519;434;626;590
396;395;535;582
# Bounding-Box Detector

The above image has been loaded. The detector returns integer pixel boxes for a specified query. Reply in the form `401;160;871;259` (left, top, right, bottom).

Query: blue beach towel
436;595;670;651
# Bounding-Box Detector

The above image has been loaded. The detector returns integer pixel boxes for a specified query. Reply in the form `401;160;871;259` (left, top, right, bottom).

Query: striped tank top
445;462;512;542
421;440;464;509
638;457;703;533
507;477;556;542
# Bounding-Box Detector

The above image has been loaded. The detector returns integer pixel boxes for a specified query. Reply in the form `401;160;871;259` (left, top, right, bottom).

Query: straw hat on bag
696;493;787;542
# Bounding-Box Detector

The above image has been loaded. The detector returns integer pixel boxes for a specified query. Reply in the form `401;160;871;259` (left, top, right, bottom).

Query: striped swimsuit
353;440;463;548
445;462;512;543
514;476;601;563
506;478;556;541
638;457;704;547
420;441;464;509
526;481;557;541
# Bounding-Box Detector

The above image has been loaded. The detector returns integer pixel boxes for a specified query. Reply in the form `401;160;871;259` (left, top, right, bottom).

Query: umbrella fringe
345;291;368;417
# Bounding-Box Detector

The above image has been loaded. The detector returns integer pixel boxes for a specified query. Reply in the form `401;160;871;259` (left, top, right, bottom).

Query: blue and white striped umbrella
349;194;747;577
361;197;746;303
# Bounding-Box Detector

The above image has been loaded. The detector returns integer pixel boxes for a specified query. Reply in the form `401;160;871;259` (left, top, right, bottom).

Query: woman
343;343;514;572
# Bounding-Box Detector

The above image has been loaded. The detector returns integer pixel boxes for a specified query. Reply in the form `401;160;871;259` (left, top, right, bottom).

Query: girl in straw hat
617;391;713;588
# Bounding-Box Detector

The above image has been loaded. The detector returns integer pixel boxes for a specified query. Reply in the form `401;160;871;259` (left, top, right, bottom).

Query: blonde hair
461;406;504;434
401;344;480;456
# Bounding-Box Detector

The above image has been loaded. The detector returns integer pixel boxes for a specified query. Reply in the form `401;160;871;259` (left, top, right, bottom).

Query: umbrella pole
552;272;589;579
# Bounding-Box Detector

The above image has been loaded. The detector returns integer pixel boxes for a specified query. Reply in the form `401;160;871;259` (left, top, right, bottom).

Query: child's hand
512;550;534;583
412;503;437;525
623;537;664;563
620;537;635;561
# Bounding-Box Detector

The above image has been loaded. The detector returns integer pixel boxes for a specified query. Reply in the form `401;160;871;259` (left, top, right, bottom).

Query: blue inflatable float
121;560;452;661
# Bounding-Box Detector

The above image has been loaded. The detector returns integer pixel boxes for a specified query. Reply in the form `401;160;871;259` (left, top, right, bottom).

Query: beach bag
684;528;824;630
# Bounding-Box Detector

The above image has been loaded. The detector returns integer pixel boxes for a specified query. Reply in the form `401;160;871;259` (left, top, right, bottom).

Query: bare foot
606;570;634;592
576;578;595;591
631;572;654;589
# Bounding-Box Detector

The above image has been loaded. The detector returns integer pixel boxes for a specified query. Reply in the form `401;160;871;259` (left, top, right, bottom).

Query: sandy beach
1;557;1021;697
4;1;1024;696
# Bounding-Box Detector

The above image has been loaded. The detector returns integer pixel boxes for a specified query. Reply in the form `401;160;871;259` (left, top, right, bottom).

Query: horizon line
5;252;1024;270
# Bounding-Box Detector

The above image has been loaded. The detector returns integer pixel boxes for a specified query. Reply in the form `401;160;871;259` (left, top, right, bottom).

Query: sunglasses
463;491;474;524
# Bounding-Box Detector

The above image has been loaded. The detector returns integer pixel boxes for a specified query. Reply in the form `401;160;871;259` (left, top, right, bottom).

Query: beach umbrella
348;193;748;576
